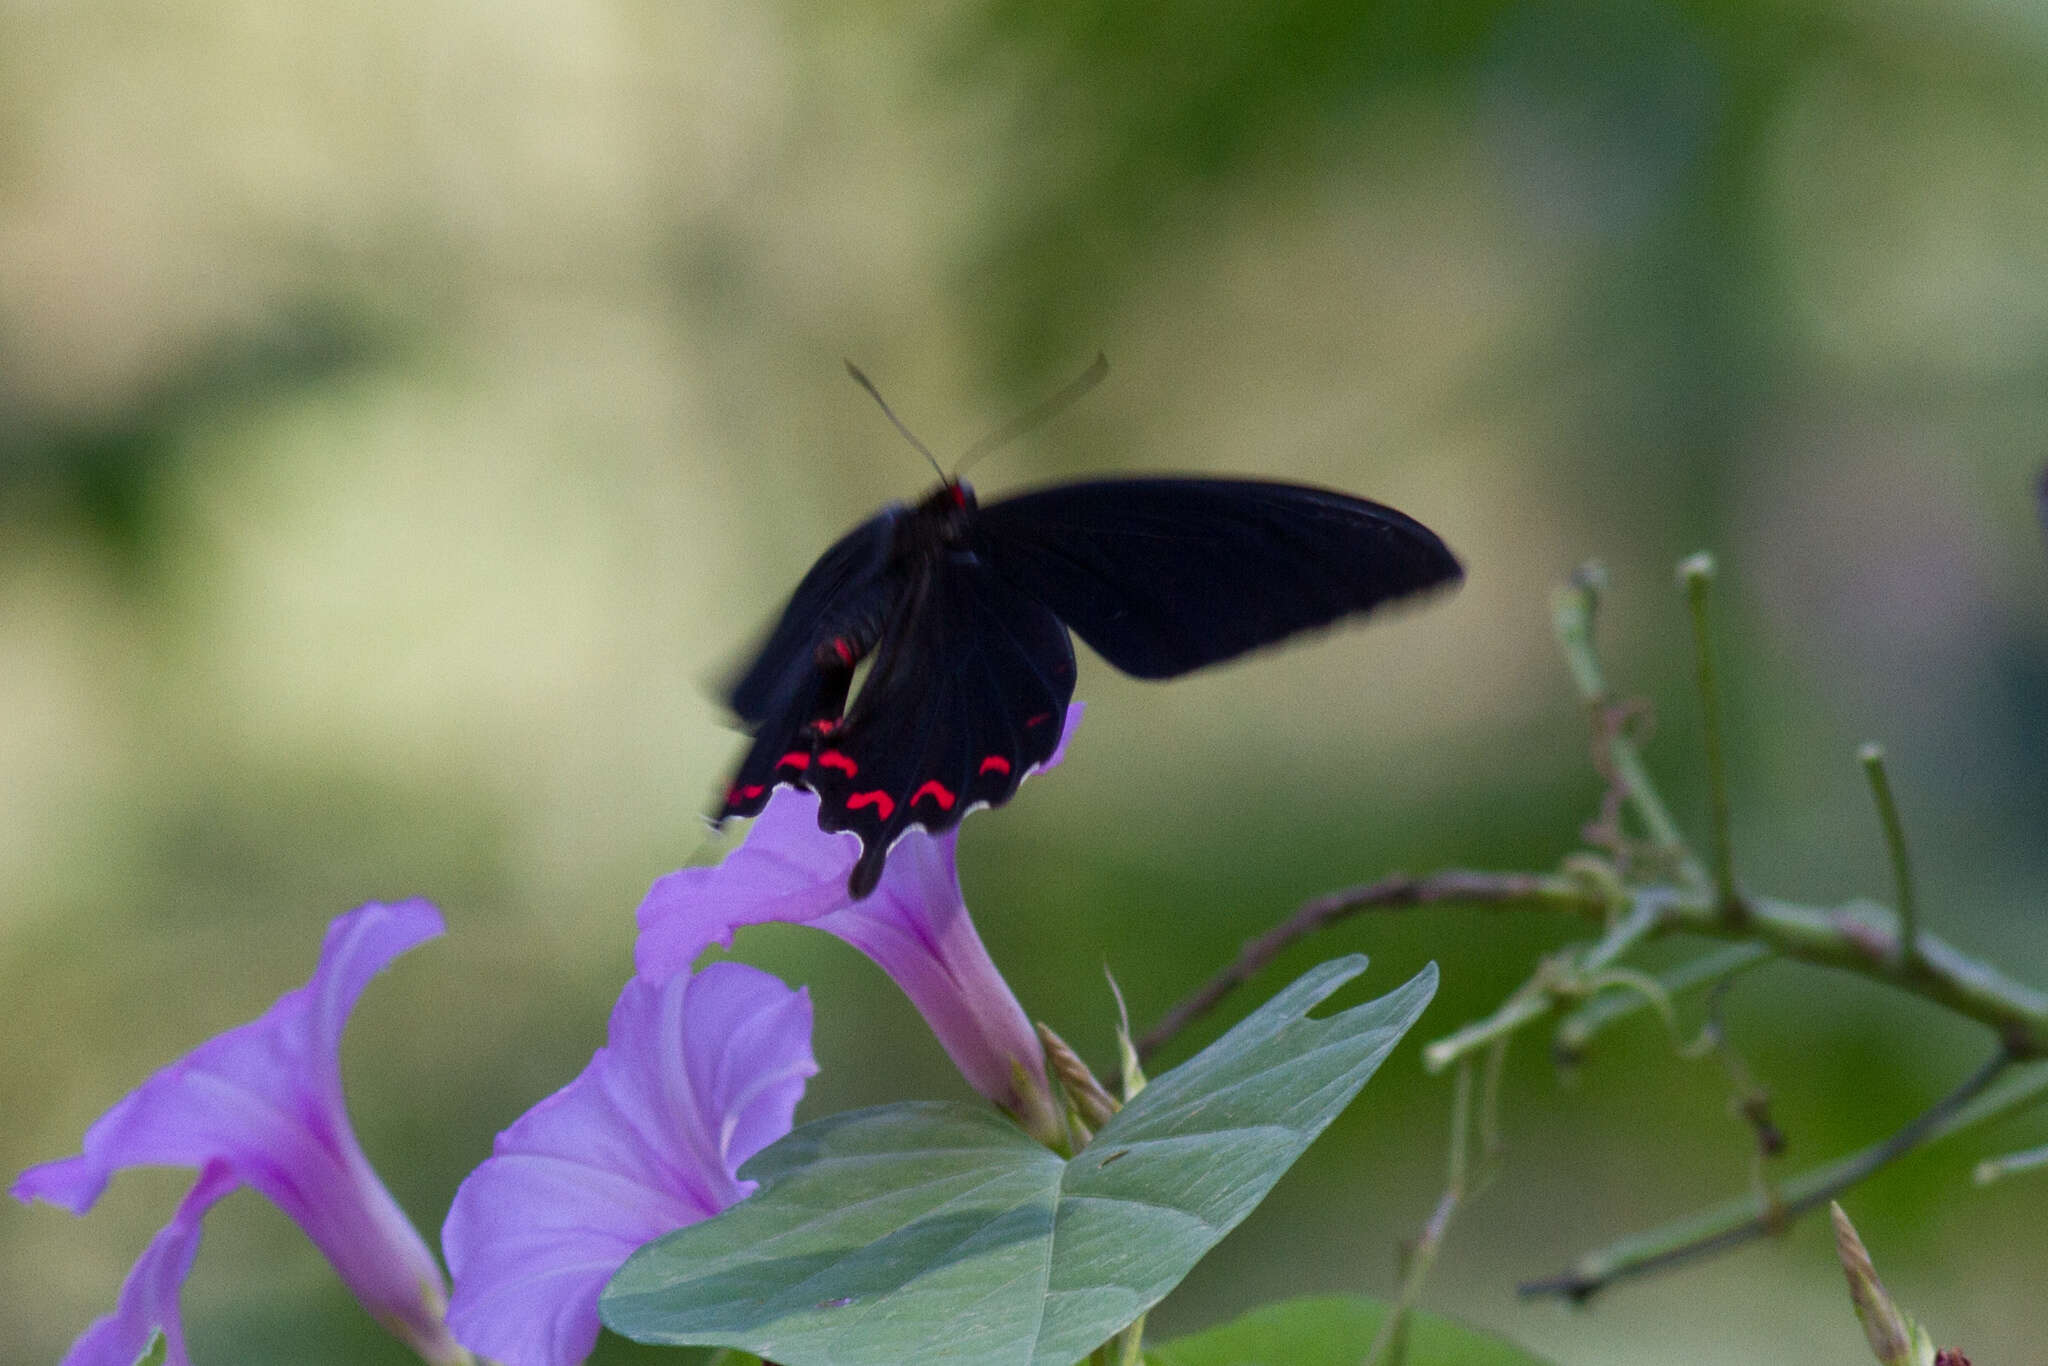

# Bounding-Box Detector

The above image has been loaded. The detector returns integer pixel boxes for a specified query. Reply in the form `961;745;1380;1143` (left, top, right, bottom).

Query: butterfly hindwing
718;664;853;821
974;477;1462;679
806;553;1074;896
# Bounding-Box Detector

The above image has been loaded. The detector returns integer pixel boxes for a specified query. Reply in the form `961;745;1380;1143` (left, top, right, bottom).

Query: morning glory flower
12;900;464;1366
634;704;1081;1147
441;960;816;1366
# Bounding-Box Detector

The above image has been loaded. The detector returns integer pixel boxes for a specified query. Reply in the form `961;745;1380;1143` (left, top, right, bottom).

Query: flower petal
634;705;1077;1143
54;1163;235;1366
636;702;1084;980
13;901;460;1364
443;961;815;1366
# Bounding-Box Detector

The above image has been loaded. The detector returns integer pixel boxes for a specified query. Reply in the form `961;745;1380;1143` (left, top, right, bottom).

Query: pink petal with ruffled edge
51;1162;234;1366
635;704;1080;1143
442;961;815;1366
13;901;462;1365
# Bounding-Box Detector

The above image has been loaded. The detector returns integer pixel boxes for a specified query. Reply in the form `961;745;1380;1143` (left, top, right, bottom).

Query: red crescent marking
813;718;841;735
911;780;956;810
1025;712;1051;728
777;752;810;770
978;755;1012;776
832;638;855;665
846;790;894;819
734;784;765;801
819;751;858;776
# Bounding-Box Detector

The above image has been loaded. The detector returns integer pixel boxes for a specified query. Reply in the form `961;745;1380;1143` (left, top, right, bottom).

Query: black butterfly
717;469;1463;898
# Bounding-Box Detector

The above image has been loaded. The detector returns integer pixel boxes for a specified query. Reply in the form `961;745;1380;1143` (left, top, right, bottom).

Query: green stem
1423;982;1550;1076
1521;1050;2039;1302
1975;1139;2048;1185
1364;1062;1474;1366
1555;943;1774;1061
1859;744;1920;970
1136;870;1589;1063
1552;570;1704;887
1676;894;2048;1057
1423;894;1669;1073
1679;554;1740;920
1113;1314;1147;1366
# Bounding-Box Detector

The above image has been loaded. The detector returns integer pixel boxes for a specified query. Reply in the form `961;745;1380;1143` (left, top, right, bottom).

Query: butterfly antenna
956;352;1109;476
845;360;948;484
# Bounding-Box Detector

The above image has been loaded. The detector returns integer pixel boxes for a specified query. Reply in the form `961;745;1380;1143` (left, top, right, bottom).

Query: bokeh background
4;1;2046;1362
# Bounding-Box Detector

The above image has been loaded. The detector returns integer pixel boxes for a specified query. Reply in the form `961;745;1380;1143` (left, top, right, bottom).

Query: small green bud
1832;1202;1932;1366
1036;1022;1119;1131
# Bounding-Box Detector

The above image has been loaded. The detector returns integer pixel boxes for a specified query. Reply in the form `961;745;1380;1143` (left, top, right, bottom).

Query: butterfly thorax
898;480;978;556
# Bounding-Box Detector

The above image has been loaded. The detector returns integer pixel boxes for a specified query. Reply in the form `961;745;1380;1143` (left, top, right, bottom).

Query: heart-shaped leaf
602;955;1436;1366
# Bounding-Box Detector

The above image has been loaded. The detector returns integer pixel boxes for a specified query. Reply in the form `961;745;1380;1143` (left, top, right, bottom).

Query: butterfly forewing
717;508;904;823
974;478;1462;678
724;508;900;726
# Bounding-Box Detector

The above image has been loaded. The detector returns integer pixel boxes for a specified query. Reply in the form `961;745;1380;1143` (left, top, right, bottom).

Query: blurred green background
4;0;2046;1362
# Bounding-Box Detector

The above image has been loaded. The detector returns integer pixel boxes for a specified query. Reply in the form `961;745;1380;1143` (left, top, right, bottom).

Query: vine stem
1133;871;1583;1062
1556;943;1772;1061
1520;1049;2038;1302
1424;893;1669;1073
1679;554;1741;921
1138;876;2048;1067
1859;744;1920;970
1363;1061;1475;1366
1552;568;1703;887
1975;1139;2048;1184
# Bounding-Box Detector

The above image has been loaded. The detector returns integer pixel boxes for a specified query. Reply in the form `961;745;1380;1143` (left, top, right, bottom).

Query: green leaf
1145;1295;1555;1366
603;955;1436;1366
131;1331;168;1366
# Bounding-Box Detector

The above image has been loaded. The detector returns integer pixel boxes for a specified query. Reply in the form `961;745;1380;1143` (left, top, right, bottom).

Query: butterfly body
720;476;1461;897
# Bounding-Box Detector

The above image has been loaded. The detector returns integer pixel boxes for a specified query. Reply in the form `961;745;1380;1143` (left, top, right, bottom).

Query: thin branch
1974;1139;2048;1185
1675;894;2048;1058
1423;892;1671;1073
1364;1061;1475;1366
1134;870;1590;1062
1555;943;1774;1063
1520;1049;2031;1302
1859;744;1921;970
1679;553;1741;921
1553;568;1704;888
1699;981;1787;1161
1144;870;2048;1073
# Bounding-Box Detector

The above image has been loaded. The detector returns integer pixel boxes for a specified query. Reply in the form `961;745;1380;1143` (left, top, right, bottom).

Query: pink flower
13;901;464;1366
635;705;1081;1146
441;962;816;1366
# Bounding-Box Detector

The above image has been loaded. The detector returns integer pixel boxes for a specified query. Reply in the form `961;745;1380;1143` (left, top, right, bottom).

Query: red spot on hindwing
1024;712;1051;728
729;784;765;804
846;790;895;819
819;751;858;777
911;780;956;810
831;638;854;666
813;718;841;735
978;755;1012;776
777;752;810;771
